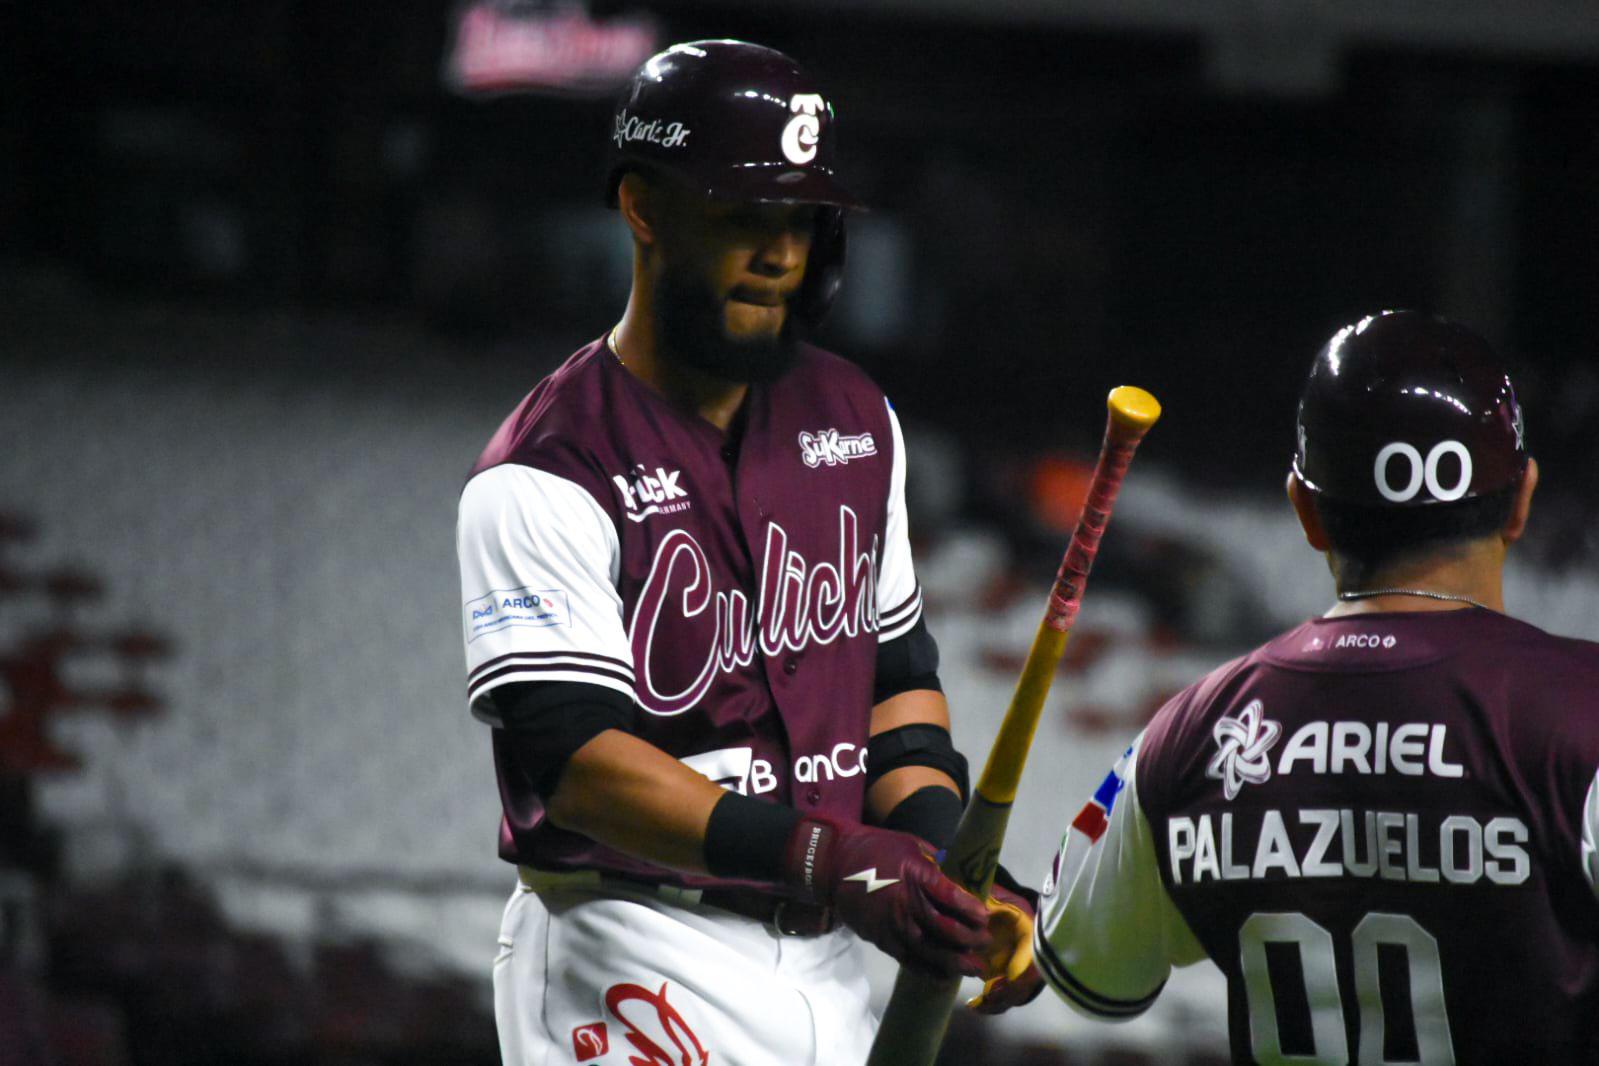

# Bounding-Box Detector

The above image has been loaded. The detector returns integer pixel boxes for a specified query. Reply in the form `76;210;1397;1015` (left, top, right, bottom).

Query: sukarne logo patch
798;429;876;468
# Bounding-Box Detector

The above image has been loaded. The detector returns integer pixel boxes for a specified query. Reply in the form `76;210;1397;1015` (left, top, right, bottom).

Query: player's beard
653;270;801;385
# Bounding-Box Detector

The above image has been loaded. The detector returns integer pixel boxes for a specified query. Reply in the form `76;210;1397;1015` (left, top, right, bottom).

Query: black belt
698;887;835;937
518;866;835;937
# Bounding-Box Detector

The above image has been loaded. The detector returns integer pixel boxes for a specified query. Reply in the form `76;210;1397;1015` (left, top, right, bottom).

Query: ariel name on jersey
1275;721;1463;778
1167;808;1530;887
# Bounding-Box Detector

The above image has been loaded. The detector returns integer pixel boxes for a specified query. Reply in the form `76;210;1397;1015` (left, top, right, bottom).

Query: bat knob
1107;386;1162;433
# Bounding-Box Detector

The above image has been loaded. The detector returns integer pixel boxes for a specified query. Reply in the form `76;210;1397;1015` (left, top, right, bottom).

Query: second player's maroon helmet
605;39;862;324
1292;310;1528;506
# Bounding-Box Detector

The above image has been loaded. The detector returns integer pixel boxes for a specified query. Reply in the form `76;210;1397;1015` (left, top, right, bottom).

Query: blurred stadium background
3;1;1598;1063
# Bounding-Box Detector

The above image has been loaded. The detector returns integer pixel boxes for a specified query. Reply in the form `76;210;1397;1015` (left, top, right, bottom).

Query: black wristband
879;784;963;851
703;792;803;882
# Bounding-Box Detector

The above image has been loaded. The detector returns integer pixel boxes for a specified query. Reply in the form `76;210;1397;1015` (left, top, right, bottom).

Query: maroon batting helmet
605;39;862;324
1292;310;1528;507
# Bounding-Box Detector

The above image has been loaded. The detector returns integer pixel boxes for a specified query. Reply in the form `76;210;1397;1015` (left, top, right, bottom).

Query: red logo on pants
604;982;709;1066
572;1022;609;1061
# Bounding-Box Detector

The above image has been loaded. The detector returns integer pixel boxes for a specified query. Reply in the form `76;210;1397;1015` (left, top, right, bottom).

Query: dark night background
2;2;1597;1063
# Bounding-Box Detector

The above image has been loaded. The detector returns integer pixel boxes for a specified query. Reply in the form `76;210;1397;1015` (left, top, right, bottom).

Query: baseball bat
865;386;1161;1066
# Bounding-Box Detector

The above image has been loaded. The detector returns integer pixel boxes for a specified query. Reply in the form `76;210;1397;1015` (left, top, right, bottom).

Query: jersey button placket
783;656;798;675
805;788;822;805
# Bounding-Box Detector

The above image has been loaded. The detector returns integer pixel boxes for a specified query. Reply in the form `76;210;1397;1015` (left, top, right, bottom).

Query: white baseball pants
494;874;878;1066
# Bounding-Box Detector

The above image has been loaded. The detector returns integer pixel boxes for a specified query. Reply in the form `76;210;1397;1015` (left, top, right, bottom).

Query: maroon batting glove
781;815;992;978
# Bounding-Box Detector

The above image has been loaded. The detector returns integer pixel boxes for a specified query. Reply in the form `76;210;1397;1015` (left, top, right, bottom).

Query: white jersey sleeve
456;464;633;722
1034;733;1206;1020
1582;767;1599;903
876;399;923;643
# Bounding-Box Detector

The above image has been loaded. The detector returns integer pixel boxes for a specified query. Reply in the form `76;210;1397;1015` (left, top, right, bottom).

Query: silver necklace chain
605;327;623;363
1337;587;1490;610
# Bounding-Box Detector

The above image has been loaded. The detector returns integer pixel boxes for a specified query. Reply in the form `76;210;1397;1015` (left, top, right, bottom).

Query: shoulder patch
465;587;571;642
798;428;878;468
1070;742;1135;843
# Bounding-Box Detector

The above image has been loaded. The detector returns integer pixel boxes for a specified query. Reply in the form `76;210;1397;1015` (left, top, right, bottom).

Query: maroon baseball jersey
455;338;921;891
1036;607;1599;1064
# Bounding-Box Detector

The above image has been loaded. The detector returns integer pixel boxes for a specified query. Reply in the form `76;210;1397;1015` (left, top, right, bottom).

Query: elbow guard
488;681;638;797
866;723;970;804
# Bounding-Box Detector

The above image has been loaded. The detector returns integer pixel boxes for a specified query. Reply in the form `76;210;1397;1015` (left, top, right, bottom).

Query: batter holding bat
455;40;1033;1066
1020;311;1599;1063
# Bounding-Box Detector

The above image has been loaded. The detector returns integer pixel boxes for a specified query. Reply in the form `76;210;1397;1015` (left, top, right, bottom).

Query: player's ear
1286;471;1332;552
617;172;659;247
1501;457;1539;545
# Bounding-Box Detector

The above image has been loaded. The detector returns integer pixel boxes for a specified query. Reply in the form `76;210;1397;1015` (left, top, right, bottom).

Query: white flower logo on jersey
1208;699;1282;800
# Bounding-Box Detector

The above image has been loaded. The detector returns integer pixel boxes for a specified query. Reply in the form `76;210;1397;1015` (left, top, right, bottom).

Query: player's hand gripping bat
865;386;1162;1066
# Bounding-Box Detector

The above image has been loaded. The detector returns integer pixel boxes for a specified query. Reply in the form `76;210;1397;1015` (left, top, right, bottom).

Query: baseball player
455;41;1031;1066
1019;311;1599;1062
